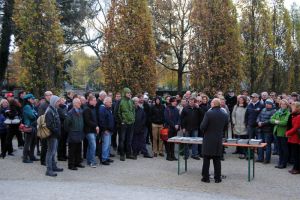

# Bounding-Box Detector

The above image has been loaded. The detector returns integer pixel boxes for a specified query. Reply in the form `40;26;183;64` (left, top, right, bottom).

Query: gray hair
103;97;112;104
72;97;81;105
132;97;139;102
99;90;107;97
44;91;53;96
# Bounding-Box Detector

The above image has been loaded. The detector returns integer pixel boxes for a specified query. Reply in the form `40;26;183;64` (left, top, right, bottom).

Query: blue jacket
164;105;180;129
257;107;276;134
0;108;7;133
99;105;115;132
23;104;38;127
245;102;264;127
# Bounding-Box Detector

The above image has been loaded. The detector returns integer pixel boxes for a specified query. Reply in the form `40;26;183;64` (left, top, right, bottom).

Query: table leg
248;147;250;182
253;148;255;179
185;144;187;172
177;144;180;175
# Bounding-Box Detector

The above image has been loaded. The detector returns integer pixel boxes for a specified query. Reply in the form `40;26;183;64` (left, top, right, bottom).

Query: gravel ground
0;144;300;200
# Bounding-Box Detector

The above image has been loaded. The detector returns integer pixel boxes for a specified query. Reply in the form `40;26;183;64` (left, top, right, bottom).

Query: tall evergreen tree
0;0;14;85
191;0;242;95
239;0;273;92
102;0;157;95
14;0;64;96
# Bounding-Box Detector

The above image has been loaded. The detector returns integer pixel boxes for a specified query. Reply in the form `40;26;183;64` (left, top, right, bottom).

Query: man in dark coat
45;95;63;177
64;98;85;170
200;98;228;183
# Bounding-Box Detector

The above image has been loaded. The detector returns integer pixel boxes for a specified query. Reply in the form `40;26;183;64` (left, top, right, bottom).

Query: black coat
83;105;98;134
45;106;61;138
150;104;165;125
181;106;204;131
200;107;228;156
134;106;146;134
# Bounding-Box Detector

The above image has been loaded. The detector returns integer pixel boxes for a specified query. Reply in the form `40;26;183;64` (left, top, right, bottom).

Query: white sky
285;0;298;9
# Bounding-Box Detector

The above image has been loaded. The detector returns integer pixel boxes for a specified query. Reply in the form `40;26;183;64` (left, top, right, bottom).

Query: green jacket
270;109;290;137
23;104;37;126
118;88;135;125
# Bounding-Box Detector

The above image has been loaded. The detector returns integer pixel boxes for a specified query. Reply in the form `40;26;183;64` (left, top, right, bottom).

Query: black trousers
0;130;7;154
202;155;221;180
291;143;300;171
23;132;36;160
112;126;121;150
40;139;48;164
68;142;82;168
165;127;176;158
4;125;23;154
57;129;68;159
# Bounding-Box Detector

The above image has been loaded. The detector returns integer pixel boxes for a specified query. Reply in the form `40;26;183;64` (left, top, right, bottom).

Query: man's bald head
211;98;221;108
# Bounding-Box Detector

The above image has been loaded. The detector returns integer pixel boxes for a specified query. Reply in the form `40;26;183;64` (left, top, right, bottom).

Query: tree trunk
177;70;183;94
0;0;14;84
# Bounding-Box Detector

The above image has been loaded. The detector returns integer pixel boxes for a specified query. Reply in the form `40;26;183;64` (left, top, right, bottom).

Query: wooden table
167;137;267;182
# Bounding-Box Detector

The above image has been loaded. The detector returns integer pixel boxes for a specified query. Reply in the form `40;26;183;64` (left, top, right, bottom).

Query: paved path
0;145;300;200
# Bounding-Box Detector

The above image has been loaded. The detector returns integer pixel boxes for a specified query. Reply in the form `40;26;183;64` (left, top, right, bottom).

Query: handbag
19;124;32;133
160;128;169;141
37;114;51;139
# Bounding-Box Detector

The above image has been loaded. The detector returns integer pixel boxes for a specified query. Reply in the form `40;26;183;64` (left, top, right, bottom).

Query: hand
258;122;262;127
96;126;100;134
175;125;179;130
182;128;186;133
275;120;280;124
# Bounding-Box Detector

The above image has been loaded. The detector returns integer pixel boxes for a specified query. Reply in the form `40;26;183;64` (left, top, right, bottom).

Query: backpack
37;110;51;139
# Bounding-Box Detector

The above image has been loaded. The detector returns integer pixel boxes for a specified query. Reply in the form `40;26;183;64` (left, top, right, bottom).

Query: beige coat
232;105;247;136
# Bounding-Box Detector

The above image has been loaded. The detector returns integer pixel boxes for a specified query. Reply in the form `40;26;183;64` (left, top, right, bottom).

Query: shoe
120;155;125;161
166;157;173;161
107;159;114;163
58;157;67;161
291;170;300;174
144;154;153;158
23;159;33;163
201;178;210;183
18;146;24;150
41;162;46;166
272;152;279;155
68;167;78;170
8;153;14;156
76;164;85;168
172;156;178;161
215;179;222;183
37;151;41;156
90;163;97;168
30;157;40;161
101;160;110;165
275;165;286;169
221;157;225;161
153;153;158;157
0;153;5;159
191;156;200;160
159;153;164;157
126;155;135;159
263;160;270;164
255;159;263;163
53;168;64;172
46;171;57;177
110;153;115;158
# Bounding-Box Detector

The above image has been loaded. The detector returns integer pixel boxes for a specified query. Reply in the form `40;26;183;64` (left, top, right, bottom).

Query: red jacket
286;113;300;144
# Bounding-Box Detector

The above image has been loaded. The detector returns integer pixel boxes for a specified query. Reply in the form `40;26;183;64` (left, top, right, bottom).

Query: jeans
86;133;97;165
276;136;289;166
102;131;111;161
119;124;134;156
257;132;273;161
184;130;198;157
247;126;257;139
46;137;58;172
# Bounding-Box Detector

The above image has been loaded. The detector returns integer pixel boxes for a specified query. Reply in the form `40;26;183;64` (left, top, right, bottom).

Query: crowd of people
0;88;299;182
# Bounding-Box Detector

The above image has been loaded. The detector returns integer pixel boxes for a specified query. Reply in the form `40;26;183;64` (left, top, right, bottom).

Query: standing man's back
200;98;228;183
